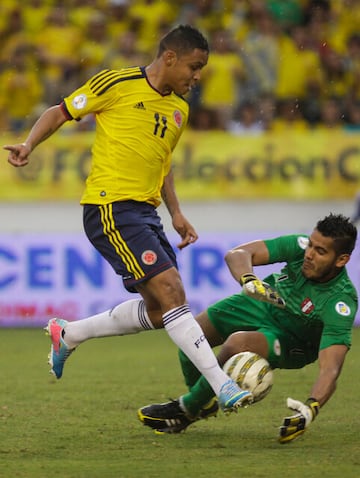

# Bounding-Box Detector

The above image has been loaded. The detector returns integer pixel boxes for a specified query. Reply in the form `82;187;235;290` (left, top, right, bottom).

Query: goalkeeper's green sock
178;348;203;389
181;375;215;417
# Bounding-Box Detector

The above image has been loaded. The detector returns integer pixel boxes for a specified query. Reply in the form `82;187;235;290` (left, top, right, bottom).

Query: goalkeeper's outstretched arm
309;344;348;406
279;344;348;443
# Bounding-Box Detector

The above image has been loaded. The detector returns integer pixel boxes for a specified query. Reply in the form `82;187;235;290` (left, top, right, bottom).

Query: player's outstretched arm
279;344;348;443
4;105;68;167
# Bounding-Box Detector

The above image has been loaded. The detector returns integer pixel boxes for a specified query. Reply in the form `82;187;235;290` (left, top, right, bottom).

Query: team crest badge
301;298;314;314
141;250;157;265
173;110;182;128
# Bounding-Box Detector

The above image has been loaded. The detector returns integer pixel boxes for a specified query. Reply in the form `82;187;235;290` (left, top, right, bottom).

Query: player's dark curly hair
316;213;357;255
157;24;209;57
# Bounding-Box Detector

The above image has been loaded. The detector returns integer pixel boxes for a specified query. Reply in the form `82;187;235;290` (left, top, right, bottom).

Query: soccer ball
223;351;274;403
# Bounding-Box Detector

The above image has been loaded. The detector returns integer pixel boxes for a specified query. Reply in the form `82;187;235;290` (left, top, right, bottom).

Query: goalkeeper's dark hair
157;25;209;57
316;213;357;255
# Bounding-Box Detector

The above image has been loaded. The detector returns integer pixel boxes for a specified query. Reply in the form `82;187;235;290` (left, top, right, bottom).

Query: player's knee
139;270;188;320
219;331;268;365
151;269;186;308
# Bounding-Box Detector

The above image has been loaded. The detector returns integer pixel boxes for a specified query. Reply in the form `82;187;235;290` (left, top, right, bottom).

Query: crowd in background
1;0;360;134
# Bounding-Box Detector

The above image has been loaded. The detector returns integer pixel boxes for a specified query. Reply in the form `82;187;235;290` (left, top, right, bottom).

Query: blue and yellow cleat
45;318;75;379
218;379;253;412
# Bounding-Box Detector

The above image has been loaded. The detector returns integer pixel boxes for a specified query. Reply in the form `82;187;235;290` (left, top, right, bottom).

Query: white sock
63;299;153;348
163;304;231;396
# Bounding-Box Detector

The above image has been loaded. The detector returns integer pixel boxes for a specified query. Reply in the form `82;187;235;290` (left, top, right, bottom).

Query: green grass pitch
1;327;360;478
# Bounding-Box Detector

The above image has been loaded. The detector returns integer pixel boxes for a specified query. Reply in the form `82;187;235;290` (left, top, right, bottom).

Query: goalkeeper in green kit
138;213;358;443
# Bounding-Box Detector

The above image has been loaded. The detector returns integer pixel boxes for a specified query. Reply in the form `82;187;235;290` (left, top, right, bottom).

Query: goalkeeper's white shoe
45;318;75;379
218;379;253;412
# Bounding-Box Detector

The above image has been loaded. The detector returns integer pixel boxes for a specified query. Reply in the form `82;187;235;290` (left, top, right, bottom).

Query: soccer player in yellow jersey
4;25;255;415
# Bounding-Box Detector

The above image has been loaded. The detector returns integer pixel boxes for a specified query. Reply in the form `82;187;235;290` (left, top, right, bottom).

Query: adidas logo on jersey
134;101;146;110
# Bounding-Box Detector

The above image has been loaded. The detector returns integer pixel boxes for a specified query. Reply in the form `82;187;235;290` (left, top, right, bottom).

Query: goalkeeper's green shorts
207;293;318;370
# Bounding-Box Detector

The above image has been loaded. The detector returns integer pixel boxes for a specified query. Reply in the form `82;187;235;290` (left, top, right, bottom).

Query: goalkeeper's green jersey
62;67;189;206
264;234;358;351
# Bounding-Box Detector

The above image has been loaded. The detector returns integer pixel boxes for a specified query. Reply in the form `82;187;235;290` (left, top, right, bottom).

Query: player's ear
335;253;350;268
163;50;177;66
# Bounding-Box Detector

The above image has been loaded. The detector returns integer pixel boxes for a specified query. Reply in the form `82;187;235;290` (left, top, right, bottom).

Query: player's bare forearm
24;105;68;150
161;170;181;217
279;341;349;443
225;240;270;281
161;170;198;248
4;105;68;167
309;344;348;406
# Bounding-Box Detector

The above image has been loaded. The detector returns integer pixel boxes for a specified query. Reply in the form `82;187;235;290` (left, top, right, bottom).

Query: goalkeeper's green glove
279;397;320;444
239;273;286;309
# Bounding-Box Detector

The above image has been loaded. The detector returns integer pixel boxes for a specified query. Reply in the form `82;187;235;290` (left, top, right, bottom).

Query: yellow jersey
62;67;189;206
201;52;244;107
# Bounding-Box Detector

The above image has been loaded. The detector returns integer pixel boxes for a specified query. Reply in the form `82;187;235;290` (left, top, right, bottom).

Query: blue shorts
83;201;178;292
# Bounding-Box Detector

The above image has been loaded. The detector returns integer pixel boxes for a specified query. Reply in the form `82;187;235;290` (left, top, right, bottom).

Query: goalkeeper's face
302;229;347;283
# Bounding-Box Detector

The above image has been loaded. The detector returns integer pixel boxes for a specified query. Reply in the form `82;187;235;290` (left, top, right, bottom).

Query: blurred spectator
267;0;304;32
108;30;149;70
0;7;32;68
222;0;250;40
22;0;52;35
227;99;264;135
344;101;360;132
177;0;225;36
34;5;83;105
315;96;345;130
0;44;43;133
270;97;309;131
303;0;333;57
188;106;219;130
107;0;134;40
78;11;111;82
128;0;176;56
344;33;360;102
276;25;323;102
200;29;246;129
329;0;360;54
241;4;281;98
257;92;277;131
69;0;103;30
320;49;352;99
